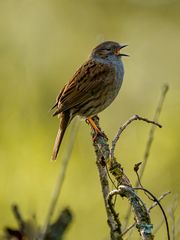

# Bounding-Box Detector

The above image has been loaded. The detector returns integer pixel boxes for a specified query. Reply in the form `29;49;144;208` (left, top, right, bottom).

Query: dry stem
40;119;79;239
124;84;169;229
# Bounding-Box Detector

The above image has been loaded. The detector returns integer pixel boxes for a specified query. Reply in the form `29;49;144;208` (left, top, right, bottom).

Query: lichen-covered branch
108;186;154;240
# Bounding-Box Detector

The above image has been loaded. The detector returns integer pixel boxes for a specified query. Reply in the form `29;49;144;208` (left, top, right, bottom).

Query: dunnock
51;41;128;160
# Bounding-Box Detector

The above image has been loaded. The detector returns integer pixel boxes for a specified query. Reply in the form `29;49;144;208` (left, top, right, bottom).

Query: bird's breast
113;60;124;96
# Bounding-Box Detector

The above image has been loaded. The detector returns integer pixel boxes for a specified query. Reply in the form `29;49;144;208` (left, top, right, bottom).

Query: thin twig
110;115;161;161
134;165;154;201
148;191;171;212
124;84;169;229
40;119;79;240
121;191;171;237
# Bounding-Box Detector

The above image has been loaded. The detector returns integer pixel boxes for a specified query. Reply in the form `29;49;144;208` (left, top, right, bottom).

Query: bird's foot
86;117;108;141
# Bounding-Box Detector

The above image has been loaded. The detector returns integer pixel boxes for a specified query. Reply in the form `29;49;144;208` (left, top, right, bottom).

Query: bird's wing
53;59;115;115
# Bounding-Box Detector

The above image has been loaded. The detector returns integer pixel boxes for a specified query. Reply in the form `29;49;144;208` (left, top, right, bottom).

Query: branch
90;116;122;240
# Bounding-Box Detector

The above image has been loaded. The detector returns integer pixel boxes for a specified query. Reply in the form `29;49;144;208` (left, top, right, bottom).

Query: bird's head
91;41;128;59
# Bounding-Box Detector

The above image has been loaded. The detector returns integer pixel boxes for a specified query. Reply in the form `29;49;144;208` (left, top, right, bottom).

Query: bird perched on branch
50;41;128;160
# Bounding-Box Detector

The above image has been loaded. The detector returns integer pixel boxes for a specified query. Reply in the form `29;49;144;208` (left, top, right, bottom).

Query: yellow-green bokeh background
1;0;180;239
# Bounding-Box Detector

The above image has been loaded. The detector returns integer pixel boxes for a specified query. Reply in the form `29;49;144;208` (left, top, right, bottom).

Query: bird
50;41;128;160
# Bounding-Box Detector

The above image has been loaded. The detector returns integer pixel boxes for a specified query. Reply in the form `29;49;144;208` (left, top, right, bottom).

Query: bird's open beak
116;44;129;57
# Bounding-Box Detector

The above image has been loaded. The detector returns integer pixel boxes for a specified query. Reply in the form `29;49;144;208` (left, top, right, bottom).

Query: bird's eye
101;48;111;52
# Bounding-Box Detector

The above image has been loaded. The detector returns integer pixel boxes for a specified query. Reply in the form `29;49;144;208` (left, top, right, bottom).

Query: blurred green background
0;0;180;239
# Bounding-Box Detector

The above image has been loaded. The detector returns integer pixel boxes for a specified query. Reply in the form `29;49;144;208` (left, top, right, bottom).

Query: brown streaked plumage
51;41;128;160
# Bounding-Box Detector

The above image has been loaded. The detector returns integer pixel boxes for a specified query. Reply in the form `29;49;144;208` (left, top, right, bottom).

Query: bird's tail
51;111;70;160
